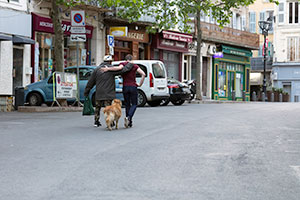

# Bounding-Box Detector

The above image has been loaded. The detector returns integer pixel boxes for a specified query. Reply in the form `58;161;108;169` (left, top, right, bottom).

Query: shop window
218;70;226;97
246;69;250;92
214;64;219;92
236;73;243;97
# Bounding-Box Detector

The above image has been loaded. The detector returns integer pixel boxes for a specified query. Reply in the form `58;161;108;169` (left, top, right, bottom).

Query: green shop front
212;45;251;101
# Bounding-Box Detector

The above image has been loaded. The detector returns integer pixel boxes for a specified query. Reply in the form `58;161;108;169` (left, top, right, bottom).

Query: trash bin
15;86;24;110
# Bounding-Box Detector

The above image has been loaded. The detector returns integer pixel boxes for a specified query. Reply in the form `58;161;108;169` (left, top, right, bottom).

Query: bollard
262;92;265;102
232;90;236;101
252;91;257;101
279;93;283;102
271;92;274;102
294;95;299;102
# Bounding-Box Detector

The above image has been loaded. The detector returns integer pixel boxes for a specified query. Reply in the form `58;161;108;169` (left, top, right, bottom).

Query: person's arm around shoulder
101;64;124;72
136;67;146;87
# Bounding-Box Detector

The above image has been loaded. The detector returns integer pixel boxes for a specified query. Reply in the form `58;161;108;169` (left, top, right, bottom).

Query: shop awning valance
0;34;12;41
13;35;35;44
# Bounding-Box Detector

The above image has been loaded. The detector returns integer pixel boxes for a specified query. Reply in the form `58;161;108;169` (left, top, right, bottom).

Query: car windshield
152;63;165;78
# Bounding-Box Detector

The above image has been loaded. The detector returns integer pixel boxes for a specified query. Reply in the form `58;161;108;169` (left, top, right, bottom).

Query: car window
65;68;94;80
47;76;53;84
152;63;165;78
136;64;147;77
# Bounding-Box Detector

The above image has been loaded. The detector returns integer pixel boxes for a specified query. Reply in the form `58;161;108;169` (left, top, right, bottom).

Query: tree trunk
196;5;203;100
51;0;64;72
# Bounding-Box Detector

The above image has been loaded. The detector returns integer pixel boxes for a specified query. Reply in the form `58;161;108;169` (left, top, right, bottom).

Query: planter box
283;94;290;102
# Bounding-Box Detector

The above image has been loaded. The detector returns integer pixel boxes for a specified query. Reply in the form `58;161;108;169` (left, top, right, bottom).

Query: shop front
107;26;150;61
151;30;192;81
212;45;251;101
31;13;94;82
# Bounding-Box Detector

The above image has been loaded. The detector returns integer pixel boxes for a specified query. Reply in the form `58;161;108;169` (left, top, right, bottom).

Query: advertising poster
55;72;77;99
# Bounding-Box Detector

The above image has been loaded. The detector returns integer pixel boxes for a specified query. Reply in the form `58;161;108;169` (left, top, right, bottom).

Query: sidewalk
18;106;83;112
190;99;251;104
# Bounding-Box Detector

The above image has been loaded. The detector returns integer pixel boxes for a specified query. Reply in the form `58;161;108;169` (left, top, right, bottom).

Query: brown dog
103;99;122;131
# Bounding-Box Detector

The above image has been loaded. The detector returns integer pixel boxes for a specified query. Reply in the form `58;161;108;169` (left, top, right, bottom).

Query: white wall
0;0;28;11
23;44;31;86
0;41;13;95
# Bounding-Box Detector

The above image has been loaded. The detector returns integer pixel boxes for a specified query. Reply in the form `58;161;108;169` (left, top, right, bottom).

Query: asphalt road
0;103;300;200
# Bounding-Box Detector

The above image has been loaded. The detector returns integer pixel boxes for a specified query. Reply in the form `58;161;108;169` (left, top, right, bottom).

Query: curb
190;100;251;104
18;106;83;113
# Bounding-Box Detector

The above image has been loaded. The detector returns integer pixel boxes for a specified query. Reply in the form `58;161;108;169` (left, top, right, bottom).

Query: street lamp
258;19;272;101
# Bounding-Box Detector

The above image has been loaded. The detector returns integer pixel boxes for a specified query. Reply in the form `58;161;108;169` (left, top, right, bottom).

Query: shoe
124;117;129;128
94;121;101;127
128;120;133;128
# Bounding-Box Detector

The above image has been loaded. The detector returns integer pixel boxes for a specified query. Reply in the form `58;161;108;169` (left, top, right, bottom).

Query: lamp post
258;19;272;101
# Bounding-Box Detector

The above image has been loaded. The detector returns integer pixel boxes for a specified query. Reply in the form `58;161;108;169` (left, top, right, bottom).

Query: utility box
15;87;24;110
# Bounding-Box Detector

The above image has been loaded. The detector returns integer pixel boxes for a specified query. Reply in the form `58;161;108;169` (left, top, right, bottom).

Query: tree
100;0;278;100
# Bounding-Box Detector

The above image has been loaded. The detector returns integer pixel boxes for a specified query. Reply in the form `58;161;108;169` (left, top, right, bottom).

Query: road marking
290;166;300;180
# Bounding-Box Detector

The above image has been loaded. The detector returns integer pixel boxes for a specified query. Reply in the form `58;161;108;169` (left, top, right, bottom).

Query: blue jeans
123;86;137;121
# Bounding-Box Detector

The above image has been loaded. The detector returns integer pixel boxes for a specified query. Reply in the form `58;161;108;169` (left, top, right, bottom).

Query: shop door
227;71;235;100
13;47;23;94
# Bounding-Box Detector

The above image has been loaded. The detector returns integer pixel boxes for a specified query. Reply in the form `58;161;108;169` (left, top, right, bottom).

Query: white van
112;60;169;107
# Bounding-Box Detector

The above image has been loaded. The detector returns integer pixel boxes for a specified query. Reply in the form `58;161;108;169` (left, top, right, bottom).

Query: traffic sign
71;27;86;34
71;11;85;26
70;34;86;42
107;35;114;47
109;46;114;55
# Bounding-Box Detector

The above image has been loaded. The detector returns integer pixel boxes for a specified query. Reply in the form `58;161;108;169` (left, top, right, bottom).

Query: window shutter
278;3;285;24
233;13;237;29
249;12;256;33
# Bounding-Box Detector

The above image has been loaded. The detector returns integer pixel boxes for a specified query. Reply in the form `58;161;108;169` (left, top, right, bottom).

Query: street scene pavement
0;103;300;200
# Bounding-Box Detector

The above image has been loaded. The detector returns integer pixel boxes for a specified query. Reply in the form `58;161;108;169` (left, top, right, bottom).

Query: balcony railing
251;57;273;71
199;22;259;50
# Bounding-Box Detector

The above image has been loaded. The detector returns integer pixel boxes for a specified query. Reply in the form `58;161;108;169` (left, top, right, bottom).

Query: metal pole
76;41;80;107
263;33;267;101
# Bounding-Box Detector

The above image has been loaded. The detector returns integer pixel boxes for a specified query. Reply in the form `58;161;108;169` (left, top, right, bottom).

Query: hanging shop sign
109;27;128;37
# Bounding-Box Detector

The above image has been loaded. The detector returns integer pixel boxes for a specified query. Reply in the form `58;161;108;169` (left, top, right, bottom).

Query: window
236;73;243;98
266;10;274;33
289;2;293;23
288;2;299;24
242;16;246;31
287;37;300;61
136;64;148;77
218;70;226;97
65;68;94;80
152;63;166;78
278;3;285;23
232;13;237;29
249;12;256;33
259;11;265;33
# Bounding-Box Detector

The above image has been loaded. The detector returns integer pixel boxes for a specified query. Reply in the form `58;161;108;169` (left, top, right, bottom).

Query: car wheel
137;90;147;107
28;93;42;106
160;98;170;106
147;100;162;107
171;99;185;106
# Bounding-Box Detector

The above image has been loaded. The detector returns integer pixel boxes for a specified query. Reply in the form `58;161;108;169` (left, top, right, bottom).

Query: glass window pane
218;71;226;97
289;3;293;23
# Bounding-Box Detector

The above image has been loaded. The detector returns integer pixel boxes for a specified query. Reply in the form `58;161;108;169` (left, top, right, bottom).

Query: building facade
0;0;34;97
249;0;275;100
273;0;300;102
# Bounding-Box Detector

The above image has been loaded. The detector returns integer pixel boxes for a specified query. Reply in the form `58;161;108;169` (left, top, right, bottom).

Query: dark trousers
94;100;112;122
123;86;138;121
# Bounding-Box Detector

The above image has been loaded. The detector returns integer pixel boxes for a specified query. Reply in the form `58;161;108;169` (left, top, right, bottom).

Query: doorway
227;71;235;100
283;83;291;102
13;47;24;94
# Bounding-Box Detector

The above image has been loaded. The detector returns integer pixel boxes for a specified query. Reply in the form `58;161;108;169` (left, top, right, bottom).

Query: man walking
84;55;133;127
101;54;145;128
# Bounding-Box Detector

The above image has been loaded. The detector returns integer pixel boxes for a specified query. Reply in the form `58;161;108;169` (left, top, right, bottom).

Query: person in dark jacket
84;55;133;127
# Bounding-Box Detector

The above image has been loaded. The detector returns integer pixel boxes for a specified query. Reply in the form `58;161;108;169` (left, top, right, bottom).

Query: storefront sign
162;30;193;43
127;32;144;40
32;13;93;38
55;72;77;99
213;52;224;58
161;39;187;49
229;50;246;56
109;27;128;37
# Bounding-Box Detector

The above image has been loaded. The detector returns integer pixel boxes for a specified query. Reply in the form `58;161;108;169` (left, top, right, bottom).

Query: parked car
24;66;124;106
160;78;191;106
112;60;170;107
